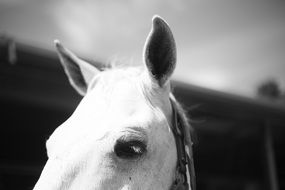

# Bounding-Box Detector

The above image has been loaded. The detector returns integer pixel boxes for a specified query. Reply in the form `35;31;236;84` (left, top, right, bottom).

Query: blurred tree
257;79;281;99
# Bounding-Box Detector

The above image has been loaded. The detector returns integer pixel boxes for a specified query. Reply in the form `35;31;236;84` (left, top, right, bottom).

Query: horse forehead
48;76;147;144
48;70;172;154
87;72;147;115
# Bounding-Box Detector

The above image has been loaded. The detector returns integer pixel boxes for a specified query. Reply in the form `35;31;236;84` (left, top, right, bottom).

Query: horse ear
54;40;100;96
143;15;176;87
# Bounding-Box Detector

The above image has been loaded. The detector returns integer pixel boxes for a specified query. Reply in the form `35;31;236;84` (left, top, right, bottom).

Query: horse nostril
114;139;147;159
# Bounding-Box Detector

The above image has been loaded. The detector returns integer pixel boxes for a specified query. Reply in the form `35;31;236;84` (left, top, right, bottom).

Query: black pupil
114;140;146;159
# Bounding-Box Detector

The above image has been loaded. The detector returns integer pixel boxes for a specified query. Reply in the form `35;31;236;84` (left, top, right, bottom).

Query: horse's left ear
54;40;100;96
143;15;176;87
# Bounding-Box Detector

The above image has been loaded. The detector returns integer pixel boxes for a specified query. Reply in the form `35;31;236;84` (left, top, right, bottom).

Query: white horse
34;16;195;190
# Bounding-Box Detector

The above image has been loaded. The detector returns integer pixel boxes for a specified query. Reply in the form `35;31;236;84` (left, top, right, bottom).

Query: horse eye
114;139;147;159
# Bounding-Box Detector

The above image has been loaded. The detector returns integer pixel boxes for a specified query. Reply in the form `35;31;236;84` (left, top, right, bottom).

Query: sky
1;0;285;98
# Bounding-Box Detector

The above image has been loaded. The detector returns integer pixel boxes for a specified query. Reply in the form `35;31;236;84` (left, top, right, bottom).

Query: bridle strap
170;99;196;190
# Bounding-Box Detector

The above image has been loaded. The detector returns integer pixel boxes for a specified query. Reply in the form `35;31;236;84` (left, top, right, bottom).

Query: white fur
34;68;178;190
33;15;192;190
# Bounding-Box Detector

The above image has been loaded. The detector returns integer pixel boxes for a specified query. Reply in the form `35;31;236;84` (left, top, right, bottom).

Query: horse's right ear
54;40;100;96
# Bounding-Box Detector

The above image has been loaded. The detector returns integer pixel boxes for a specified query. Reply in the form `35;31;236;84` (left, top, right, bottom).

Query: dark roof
2;42;285;123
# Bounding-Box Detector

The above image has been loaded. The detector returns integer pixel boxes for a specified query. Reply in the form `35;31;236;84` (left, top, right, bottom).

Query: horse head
34;15;194;190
